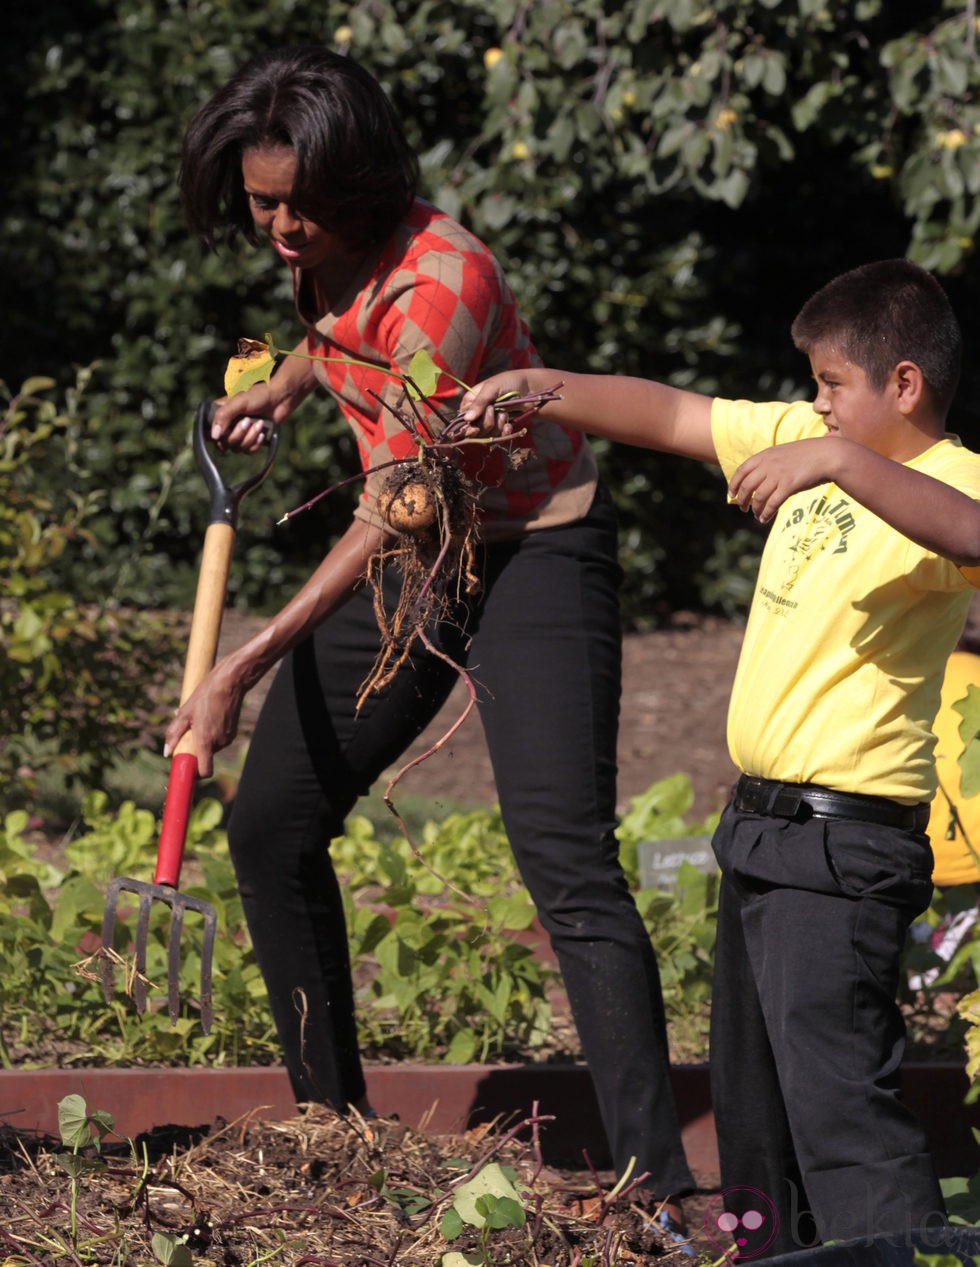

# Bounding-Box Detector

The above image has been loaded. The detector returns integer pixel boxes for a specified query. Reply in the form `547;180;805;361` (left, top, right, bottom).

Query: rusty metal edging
0;1063;976;1179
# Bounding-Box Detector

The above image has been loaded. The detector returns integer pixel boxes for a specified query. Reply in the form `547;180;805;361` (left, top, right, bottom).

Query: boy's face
807;342;921;460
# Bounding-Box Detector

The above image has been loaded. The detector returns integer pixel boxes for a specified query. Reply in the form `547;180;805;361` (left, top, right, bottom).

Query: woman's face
241;145;351;273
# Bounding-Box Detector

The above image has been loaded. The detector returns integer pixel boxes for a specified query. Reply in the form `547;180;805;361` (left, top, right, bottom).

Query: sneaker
648;1204;697;1259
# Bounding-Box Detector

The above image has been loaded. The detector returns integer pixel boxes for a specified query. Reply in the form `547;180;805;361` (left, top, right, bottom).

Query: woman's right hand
211;342;316;451
210;381;284;453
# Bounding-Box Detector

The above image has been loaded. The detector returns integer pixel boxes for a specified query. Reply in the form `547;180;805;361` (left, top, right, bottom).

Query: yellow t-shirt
928;650;980;885
711;398;980;803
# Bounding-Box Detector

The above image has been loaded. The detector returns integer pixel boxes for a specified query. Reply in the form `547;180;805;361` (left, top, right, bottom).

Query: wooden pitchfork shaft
101;402;278;1034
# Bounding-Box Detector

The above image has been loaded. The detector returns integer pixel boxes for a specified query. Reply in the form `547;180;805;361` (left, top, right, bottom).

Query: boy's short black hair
790;258;962;416
179;45;419;249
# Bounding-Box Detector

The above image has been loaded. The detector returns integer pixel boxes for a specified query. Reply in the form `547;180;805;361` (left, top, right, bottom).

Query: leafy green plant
0;373;182;816
962;988;980;1093
616;771;720;887
0;791;275;1070
366;1164;438;1217
50;1093;199;1266
941;1160;980;1228
6;770;975;1076
56;1092;113;1249
151;1233;195;1267
439;1161;527;1267
1;774;725;1069
340;821;555;1064
637;861;718;1061
913;1253;980;1267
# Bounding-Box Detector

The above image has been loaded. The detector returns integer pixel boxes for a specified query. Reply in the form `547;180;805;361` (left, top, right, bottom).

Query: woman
168;44;694;1234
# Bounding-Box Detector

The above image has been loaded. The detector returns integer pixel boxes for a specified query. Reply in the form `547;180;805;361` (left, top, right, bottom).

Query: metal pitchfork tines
100;401;279;1034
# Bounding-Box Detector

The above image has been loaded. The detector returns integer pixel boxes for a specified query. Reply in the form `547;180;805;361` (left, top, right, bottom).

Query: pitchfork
100;401;279;1034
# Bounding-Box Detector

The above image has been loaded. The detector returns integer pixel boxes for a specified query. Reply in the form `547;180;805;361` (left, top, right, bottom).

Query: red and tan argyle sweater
296;200;597;541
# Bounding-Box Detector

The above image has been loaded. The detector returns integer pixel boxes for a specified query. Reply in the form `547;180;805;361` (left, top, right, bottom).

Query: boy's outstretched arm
459;369;718;464
731;435;980;567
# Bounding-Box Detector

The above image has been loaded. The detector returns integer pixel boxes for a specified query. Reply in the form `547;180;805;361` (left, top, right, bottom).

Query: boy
460;259;980;1258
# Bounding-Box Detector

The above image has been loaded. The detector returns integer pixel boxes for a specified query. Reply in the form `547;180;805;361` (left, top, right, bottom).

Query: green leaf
955;685;980;797
57;1093;92;1148
88;1107;114;1143
20;376;57;396
440;1206;464;1239
489;1195;526;1229
151;1232;195;1266
450;1162;524;1229
444;1027;480;1063
407;348;441;398
224;341;277;396
50;873;105;942
486;892;536;931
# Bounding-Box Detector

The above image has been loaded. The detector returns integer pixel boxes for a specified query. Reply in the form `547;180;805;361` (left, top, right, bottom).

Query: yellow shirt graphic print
760;486;856;610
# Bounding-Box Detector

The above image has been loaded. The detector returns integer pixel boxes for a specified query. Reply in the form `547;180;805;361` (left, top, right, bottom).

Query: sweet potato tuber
377;476;439;534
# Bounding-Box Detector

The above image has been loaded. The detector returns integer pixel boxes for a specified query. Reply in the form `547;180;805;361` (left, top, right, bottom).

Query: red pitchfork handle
154;520;235;887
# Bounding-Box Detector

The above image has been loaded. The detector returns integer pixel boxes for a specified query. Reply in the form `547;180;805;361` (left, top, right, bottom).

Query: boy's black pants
709;801;948;1258
227;487;694;1199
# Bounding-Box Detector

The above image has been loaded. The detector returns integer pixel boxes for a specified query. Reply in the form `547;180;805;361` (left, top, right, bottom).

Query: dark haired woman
168;45;694;1238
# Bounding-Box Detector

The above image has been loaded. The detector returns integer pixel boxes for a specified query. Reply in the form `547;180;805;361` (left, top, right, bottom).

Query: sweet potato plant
1;774;718;1070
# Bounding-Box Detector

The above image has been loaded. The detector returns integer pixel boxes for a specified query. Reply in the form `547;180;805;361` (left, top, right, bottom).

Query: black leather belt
734;775;930;832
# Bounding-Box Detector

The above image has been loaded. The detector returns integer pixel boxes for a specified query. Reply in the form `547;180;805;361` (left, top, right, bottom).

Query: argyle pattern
299;201;594;535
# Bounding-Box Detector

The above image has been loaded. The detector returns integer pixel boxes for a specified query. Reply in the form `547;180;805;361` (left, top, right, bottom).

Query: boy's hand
457;372;538;438
730;436;842;522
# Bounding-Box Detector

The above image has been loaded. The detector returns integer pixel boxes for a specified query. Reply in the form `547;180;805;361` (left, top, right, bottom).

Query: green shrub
0;375;182;816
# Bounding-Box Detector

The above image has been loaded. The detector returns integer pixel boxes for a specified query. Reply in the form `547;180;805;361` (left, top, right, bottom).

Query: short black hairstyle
179;45;419;249
790;258;962;416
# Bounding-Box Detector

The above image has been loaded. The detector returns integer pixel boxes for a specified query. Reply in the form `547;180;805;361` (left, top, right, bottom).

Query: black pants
709;802;947;1258
227;487;694;1197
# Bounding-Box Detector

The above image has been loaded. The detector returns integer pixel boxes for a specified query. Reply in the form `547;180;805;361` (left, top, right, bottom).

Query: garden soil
0;1106;723;1264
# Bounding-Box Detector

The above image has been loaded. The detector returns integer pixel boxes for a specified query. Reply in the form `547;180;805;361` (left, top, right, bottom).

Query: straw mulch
0;1104;706;1265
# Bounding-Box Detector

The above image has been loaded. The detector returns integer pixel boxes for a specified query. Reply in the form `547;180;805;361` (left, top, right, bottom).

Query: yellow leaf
958;987;980;1084
224;338;277;396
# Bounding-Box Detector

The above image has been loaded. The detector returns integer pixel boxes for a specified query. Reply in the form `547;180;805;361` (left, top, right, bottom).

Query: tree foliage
0;375;181;807
2;0;979;624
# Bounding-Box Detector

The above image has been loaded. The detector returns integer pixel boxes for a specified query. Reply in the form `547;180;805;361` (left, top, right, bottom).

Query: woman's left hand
163;658;247;778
